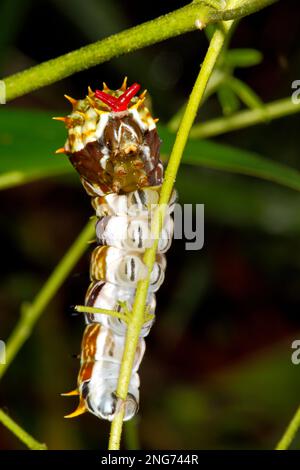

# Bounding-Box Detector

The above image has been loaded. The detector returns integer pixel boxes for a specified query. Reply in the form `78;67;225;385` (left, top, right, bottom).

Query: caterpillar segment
65;324;145;421
56;79;176;421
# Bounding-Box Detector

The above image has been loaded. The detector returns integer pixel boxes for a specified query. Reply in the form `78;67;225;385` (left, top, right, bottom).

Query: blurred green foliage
1;0;300;451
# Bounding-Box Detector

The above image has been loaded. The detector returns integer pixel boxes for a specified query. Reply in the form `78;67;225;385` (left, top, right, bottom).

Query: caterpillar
54;78;176;422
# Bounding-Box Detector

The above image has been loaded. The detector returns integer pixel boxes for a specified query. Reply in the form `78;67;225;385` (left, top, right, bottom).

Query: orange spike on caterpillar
64;397;86;418
139;89;147;100
61;389;79;397
52;116;68;123
53;116;73;128
130;97;145;110
64;94;78;107
86;95;96;107
102;82;109;92
55;147;66;154
120;76;128;91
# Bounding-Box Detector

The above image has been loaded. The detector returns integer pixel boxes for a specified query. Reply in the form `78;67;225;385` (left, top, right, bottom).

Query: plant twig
275;405;300;450
107;5;239;451
0;218;95;380
0;409;47;450
190;97;300;138
3;0;277;101
207;0;277;21
75;305;128;323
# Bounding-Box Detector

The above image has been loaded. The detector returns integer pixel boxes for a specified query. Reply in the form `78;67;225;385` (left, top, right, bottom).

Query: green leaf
0;107;71;189
177;168;300;234
160;127;300;193
2;107;300;194
225;48;263;68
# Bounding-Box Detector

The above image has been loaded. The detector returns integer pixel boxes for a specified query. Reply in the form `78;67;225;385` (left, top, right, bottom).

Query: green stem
208;0;277;21
3;0;277;101
275;406;300;450
0;218;95;380
108;8;236;452
0;409;47;450
75;305;128;322
190;97;300;138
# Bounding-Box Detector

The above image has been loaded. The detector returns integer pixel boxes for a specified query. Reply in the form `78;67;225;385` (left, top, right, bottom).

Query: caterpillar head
54;78;163;195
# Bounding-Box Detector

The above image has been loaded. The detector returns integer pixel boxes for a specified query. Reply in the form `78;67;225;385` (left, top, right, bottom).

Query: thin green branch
75;305;128;323
208;0;278;21
190;97;300;138
0;218;95;380
108;7;237;452
275;405;300;450
3;0;277;101
0;409;47;450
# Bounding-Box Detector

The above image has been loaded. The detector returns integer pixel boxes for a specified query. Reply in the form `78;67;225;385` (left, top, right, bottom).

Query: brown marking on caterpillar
90;246;108;281
81;324;101;361
78;361;94;385
77;324;100;383
85;281;105;307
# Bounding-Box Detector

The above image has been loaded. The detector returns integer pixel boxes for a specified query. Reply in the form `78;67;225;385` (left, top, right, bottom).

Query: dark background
1;0;300;450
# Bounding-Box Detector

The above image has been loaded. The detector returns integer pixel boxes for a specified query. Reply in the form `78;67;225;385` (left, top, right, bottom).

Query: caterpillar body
55;78;176;421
